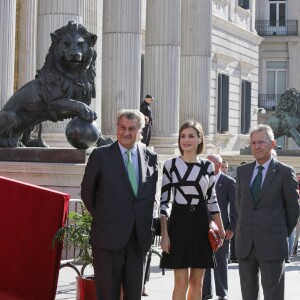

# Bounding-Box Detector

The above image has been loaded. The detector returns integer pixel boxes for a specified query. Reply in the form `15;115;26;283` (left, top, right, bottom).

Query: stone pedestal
150;136;179;155
0;148;94;198
0;160;85;199
0;148;87;163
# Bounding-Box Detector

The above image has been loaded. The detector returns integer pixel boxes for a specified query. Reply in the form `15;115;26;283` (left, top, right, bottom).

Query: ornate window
217;74;229;133
241;80;251;134
238;0;250;10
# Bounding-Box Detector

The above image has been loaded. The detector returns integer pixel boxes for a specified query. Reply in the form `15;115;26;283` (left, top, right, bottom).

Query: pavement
56;249;300;300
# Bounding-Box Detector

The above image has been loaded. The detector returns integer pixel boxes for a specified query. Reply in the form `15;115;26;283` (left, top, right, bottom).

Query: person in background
221;160;228;174
140;95;155;146
81;109;158;300
235;124;299;300
202;154;237;300
292;172;300;255
229;161;247;264
160;120;225;300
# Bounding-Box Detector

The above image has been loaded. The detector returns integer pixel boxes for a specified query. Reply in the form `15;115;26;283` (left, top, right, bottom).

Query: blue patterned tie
126;150;138;196
251;165;264;202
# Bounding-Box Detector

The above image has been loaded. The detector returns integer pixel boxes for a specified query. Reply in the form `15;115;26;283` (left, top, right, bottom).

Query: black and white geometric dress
160;157;220;269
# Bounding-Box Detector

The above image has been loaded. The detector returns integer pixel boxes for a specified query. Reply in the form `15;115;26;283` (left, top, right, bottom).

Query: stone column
102;0;142;135
0;0;16;108
37;0;102;147
80;0;103;126
143;0;180;152
180;0;212;134
17;0;38;88
250;0;256;33
37;0;83;69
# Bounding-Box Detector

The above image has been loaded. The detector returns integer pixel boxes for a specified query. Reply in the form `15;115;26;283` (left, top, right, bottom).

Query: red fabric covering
0;176;70;300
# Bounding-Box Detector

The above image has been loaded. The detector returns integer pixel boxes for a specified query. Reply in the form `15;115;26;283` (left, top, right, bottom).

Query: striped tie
251;165;264;202
126;150;138;196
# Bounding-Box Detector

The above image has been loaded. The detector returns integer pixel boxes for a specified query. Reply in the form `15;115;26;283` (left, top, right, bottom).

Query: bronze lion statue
265;88;300;147
0;20;98;147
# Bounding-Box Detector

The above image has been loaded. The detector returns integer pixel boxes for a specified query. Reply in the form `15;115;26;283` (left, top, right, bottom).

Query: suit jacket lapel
137;144;149;195
247;162;257;204
109;142;134;193
109;142;148;197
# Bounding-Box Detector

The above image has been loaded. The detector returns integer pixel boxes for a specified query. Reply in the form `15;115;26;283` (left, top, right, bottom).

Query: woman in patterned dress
160;120;225;300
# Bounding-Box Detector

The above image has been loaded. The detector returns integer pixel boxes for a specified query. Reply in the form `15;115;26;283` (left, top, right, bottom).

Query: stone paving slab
56;252;300;299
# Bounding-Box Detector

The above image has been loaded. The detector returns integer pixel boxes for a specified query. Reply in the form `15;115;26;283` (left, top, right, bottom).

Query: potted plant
52;201;96;300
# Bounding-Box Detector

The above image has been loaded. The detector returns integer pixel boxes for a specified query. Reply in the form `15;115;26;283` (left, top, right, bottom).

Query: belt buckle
190;205;195;212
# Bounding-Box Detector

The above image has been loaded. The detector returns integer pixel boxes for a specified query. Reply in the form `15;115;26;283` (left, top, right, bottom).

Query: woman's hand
219;231;225;247
225;229;234;240
160;234;170;254
160;216;170;253
211;212;225;246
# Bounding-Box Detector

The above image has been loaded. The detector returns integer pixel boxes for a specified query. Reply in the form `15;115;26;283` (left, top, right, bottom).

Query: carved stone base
0;160;87;199
0;148;93;163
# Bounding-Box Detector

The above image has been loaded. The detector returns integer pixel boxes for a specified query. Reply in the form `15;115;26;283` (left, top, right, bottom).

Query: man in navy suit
236;124;299;300
81;109;158;300
203;154;237;300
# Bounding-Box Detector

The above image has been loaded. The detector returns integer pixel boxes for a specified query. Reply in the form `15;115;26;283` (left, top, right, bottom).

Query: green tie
251;165;264;202
126;150;138;196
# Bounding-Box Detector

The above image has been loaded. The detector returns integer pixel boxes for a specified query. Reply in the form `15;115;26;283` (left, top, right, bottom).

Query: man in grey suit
81;109;158;300
235;124;299;300
203;154;237;300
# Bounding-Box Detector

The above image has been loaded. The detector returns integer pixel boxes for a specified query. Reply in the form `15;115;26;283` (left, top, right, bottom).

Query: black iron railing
60;199;83;262
255;20;298;36
258;94;281;111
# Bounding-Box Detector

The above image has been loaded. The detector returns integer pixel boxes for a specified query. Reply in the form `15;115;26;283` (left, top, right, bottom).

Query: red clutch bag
208;221;222;252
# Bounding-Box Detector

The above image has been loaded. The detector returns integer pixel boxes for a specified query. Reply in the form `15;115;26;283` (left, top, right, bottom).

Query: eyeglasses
249;140;271;147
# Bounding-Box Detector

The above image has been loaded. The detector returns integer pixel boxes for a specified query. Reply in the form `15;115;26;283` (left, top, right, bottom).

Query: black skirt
160;201;216;269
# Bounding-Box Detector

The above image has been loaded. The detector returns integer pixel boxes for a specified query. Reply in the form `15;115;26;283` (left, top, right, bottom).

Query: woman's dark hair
178;120;205;155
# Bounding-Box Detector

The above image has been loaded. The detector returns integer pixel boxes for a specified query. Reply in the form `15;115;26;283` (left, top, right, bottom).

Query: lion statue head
37;20;97;106
266;88;300;145
275;88;300;118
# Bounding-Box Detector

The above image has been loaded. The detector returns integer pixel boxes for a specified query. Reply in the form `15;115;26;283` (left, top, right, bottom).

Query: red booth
0;176;70;300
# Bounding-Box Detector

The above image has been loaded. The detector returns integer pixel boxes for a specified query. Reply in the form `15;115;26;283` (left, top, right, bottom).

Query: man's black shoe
202;295;213;300
285;259;291;263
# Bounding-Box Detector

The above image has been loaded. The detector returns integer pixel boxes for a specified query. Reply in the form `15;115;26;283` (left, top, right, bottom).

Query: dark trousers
203;239;229;297
141;124;151;146
238;244;285;300
230;234;237;260
92;228;144;300
143;250;152;285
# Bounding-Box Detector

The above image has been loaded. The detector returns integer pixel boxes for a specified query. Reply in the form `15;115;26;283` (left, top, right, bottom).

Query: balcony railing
258;94;281;111
255;20;298;36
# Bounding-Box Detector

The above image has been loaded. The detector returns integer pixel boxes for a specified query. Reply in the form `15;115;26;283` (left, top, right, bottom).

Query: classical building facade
256;0;300;150
0;0;264;153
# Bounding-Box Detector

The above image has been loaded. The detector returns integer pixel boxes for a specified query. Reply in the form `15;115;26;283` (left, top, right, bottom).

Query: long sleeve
160;159;173;218
205;160;220;214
